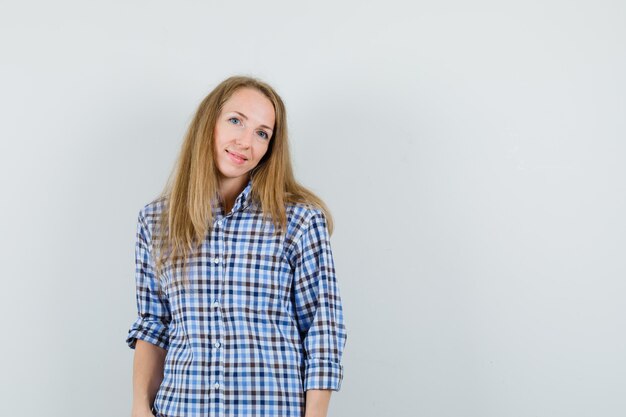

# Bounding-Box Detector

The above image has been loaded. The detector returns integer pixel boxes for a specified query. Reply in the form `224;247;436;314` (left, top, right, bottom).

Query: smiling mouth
226;150;248;161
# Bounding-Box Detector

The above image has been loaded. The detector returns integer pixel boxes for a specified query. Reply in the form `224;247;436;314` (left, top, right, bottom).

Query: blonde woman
126;75;348;417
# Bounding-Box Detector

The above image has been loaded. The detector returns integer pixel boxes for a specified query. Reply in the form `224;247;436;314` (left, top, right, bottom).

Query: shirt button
213;257;220;265
213;300;219;308
217;220;223;226
214;382;220;389
214;341;221;348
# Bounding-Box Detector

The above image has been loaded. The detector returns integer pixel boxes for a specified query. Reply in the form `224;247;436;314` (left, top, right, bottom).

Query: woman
126;75;348;417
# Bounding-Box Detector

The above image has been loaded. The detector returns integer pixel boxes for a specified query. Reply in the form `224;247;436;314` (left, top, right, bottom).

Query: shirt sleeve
125;209;171;351
290;210;348;391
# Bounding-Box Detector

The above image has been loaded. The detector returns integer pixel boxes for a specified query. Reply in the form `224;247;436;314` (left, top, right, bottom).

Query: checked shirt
126;178;347;417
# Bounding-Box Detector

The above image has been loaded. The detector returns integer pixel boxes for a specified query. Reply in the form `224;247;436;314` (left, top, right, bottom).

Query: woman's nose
235;128;254;147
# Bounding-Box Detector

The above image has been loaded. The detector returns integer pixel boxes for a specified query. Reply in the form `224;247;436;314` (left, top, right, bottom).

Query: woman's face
213;87;275;183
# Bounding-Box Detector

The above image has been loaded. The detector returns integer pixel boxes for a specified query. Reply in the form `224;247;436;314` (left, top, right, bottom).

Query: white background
1;1;625;416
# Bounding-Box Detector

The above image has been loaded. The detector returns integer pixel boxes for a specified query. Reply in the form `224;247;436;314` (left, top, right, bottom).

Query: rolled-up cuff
125;316;169;351
303;358;344;391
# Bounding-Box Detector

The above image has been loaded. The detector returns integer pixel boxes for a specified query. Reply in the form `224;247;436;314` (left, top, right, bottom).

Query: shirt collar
233;177;253;212
211;177;254;216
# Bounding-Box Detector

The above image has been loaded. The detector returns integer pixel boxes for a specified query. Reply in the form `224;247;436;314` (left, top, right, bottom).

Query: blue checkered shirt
126;178;347;417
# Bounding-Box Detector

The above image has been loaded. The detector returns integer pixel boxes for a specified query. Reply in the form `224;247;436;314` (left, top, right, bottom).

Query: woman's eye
257;131;269;139
228;117;241;125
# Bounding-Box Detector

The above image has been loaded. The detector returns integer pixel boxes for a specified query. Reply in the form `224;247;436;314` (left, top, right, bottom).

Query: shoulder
136;196;168;241
283;202;330;259
285;202;327;233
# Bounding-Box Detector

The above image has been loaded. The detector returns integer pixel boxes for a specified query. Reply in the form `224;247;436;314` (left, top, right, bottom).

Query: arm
305;389;332;417
126;209;172;416
290;210;348;413
132;340;166;416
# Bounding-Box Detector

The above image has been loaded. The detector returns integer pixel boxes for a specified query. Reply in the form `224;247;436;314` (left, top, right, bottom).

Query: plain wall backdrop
1;1;625;416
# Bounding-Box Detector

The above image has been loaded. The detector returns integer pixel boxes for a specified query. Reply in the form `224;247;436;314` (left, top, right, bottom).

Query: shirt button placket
212;216;226;417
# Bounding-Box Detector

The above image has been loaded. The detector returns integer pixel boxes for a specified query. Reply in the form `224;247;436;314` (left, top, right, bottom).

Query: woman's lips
226;150;247;164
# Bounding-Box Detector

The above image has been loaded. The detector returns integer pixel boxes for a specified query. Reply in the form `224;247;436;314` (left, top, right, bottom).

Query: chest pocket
226;252;293;312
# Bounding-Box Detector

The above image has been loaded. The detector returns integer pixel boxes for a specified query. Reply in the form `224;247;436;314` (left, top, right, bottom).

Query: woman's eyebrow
230;110;273;131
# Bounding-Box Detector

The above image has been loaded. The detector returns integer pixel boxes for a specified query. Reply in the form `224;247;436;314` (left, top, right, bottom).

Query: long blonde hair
151;75;333;290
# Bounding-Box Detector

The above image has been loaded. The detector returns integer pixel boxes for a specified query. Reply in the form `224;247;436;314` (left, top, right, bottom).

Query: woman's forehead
222;88;275;127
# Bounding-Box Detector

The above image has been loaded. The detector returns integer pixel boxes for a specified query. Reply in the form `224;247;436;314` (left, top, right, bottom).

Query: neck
217;175;249;213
